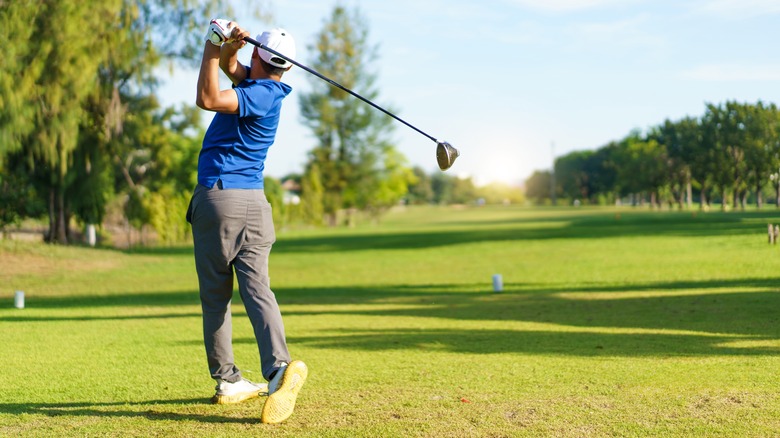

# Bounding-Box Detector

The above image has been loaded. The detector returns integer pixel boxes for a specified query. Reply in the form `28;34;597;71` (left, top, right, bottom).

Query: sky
157;0;780;186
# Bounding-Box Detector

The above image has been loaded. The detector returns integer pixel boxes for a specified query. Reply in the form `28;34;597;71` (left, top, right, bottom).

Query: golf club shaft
244;36;438;143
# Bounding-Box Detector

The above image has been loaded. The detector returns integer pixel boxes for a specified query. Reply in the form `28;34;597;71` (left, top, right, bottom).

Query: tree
614;133;669;208
701;103;742;210
0;0;41;161
299;6;413;225
301;162;325;226
451;176;478;204
555;150;595;202
431;172;455;204
524;170;553;204
361;148;417;219
0;165;45;236
106;96;201;245
650;117;702;209
406;166;434;204
2;1;122;243
742;102;780;209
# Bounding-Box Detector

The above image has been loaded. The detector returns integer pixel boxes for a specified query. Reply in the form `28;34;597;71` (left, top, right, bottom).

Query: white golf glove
205;19;233;46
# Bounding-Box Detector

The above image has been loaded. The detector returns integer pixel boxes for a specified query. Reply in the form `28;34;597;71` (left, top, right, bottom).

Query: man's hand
223;25;251;51
205;19;233;46
219;23;251;85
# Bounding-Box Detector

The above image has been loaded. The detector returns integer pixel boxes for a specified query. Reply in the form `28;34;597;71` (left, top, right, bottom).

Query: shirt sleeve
235;82;274;118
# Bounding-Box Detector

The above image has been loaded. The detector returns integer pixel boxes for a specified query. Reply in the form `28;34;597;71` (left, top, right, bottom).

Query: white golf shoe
211;378;268;404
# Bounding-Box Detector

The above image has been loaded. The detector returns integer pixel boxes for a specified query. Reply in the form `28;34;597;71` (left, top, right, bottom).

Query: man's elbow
196;94;212;110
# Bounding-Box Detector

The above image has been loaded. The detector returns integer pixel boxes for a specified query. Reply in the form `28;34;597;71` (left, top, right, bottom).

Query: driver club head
436;141;460;171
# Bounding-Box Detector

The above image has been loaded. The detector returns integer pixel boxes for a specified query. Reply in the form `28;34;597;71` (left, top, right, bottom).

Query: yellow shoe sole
211;384;268;405
260;360;308;424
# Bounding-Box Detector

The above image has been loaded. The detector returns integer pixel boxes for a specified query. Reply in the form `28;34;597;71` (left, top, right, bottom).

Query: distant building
281;178;301;205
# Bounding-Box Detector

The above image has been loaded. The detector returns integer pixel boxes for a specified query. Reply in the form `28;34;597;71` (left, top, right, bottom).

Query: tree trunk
721;187;727;212
676;186;683;210
756;183;763;209
344;208;357;228
56;189;68;244
47;187;69;244
686;180;693;210
775;184;780;208
699;188;706;210
86;224;97;247
47;188;55;241
775;182;780;208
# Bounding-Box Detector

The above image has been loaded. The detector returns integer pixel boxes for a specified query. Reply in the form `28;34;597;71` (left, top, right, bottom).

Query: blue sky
157;0;780;186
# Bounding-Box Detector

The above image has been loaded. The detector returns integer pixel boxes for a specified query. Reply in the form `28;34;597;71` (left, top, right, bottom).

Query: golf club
243;36;460;171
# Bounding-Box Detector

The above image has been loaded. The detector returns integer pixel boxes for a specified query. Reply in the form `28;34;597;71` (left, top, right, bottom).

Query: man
188;20;307;424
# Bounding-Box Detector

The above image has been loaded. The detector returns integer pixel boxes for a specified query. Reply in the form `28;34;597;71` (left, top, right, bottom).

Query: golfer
187;20;307;424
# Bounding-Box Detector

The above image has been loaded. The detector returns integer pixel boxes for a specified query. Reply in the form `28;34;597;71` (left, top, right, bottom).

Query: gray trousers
187;183;291;382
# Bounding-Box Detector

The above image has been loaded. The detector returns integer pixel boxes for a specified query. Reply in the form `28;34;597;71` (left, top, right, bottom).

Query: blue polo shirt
197;78;292;189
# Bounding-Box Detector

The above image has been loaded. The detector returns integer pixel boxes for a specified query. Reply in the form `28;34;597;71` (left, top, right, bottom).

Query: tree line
525;101;780;210
0;0;223;244
0;4;514;246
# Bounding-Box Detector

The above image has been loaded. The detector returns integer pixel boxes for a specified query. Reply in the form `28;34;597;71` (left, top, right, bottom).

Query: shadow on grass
283;328;780;357
274;280;780;338
0;398;257;424
3;290;200;310
271;214;766;253
117;209;780;256
0;312;200;322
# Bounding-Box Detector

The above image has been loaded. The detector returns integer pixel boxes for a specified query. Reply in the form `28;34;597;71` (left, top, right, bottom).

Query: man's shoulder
240;78;292;94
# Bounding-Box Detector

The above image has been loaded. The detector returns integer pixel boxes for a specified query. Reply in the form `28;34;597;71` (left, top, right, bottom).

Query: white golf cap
255;28;296;68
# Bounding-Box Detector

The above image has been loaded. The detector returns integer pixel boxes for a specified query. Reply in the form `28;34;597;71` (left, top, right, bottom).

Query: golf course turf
2;205;780;436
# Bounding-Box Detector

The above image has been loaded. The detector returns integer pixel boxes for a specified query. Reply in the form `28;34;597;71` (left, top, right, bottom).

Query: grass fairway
2;205;780;436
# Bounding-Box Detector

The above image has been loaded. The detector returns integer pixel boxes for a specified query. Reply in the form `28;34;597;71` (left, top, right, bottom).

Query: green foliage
430;172;455;204
0;165;45;232
146;188;192;245
361;147;417;217
554;150;596;201
525;170;553;204
0;0;222;244
406;166;434;204
263;176;286;227
0;0;42;161
614;136;668;206
111;98;202;241
301;163;325;226
451;176;478;204
534;101;780;210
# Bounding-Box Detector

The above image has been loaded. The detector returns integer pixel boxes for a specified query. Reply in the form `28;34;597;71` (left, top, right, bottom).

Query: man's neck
249;63;282;82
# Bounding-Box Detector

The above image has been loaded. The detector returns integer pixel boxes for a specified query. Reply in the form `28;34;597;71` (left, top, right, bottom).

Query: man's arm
220;25;252;85
195;41;239;114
